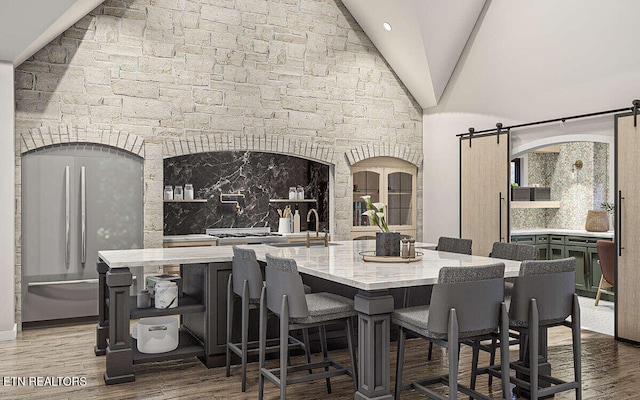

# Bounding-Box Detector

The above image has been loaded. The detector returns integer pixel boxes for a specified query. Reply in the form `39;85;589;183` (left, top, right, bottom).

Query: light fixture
571;160;583;183
383;22;392;31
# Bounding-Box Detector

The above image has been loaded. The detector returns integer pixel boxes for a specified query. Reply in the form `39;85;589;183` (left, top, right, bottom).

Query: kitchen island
94;240;521;399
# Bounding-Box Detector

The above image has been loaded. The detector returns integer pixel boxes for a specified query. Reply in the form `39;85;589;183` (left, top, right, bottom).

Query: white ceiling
342;0;485;109
0;0;104;66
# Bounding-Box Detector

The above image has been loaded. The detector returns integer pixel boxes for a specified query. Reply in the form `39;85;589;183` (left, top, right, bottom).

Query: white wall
423;0;640;242
0;61;15;340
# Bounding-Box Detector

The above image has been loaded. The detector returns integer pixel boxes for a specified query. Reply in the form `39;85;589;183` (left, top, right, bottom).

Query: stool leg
529;299;539;400
302;328;312;374
258;287;267;400
427;341;433;360
448;309;459;399
225;274;233;378
470;340;479;394
488;337;497;386
572;294;582;400
500;302;511;400
394;326;407;400
280;296;290;400
594;276;604;306
241;281;250;392
346;317;358;390
319;325;332;394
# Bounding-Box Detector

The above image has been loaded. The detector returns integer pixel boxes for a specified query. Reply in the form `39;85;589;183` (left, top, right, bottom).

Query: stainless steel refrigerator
22;144;143;324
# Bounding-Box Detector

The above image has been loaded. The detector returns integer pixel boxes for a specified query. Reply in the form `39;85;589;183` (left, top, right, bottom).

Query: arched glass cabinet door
352;170;380;227
387;172;413;226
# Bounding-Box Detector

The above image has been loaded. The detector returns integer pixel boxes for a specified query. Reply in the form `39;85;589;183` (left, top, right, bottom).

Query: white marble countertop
98;240;520;291
163;234;218;243
511;228;614;239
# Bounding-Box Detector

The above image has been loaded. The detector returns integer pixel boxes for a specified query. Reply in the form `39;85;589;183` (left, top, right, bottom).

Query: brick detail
345;143;423;167
163;134;335;164
20;125;144;156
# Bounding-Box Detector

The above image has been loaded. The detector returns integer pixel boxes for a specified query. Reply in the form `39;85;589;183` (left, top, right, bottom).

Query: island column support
94;259;109;356
104;267;135;385
354;290;395;400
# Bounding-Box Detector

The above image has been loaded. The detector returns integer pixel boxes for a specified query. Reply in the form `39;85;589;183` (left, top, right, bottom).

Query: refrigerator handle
81;166;86;265
65;166;70;268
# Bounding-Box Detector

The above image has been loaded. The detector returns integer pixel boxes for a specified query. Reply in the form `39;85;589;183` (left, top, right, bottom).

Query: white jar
154;281;178;309
164;186;174;200
296;185;304;199
184;184;194;200
289;187;296;200
174;185;183;200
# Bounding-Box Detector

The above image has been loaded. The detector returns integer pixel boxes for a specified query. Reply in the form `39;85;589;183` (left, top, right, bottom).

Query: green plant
361;195;390;232
601;201;615;215
511;182;519;188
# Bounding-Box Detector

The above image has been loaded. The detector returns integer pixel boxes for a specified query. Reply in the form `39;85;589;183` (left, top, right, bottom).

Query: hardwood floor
0;323;635;399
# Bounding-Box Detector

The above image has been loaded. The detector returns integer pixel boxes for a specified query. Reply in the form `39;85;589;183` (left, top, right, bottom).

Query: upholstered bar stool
393;263;510;400
437;236;473;255
422;236;474;361
479;257;581;400
226;246;311;392
258;253;358;400
479;241;536;385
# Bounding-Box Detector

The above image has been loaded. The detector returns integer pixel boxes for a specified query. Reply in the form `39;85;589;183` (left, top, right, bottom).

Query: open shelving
269;199;318;203
131;328;205;364
164;199;208;203
511;201;560;209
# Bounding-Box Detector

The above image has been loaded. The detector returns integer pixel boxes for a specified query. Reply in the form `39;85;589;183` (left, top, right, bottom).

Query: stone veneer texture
511;142;610;230
13;0;423;324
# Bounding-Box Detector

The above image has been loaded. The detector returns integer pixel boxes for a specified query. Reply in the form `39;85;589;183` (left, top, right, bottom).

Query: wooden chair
595;240;615;306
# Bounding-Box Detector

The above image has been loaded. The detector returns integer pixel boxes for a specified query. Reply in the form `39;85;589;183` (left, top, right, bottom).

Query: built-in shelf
132;329;205;364
269;199;317;203
105;295;206;319
164;199;208;203
511;201;561;209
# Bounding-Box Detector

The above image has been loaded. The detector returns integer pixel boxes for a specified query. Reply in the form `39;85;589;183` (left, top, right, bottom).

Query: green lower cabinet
549;244;565;260
536;244;549;260
566;245;588;291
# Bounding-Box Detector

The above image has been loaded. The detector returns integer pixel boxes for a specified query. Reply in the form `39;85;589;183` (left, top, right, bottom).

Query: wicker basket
585;210;609;232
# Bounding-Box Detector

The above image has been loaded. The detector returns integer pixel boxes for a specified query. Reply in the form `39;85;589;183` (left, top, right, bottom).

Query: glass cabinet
351;157;416;239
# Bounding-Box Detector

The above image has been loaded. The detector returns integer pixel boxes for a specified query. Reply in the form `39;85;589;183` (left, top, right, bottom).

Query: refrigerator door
22;144;143;323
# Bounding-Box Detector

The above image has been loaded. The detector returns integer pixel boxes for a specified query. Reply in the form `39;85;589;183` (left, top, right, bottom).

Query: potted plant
601;201;615;230
361;195;400;256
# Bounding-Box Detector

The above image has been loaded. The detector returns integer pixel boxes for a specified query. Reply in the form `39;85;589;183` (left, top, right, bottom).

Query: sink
268;242;341;248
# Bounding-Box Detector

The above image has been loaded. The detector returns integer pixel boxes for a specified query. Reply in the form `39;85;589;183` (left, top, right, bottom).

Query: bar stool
258;253;358;400
226;246;310;392
393;263;510;399
478;257;581;399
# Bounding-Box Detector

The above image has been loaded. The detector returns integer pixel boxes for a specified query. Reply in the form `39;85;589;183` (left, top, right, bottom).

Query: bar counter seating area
84;239;584;400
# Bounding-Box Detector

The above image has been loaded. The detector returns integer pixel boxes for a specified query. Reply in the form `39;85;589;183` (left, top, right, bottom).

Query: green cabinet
511;233;613;300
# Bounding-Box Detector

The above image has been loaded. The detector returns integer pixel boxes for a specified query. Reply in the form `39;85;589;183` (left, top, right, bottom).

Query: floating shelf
164;199;208;203
511;201;561;209
269;199;317;203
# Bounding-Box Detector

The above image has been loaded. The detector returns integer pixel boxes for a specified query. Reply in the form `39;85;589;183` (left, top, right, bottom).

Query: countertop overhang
99;240;521;291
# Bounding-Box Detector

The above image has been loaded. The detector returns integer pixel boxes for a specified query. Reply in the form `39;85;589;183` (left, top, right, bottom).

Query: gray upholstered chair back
491;242;536;261
509;257;576;325
427;263;505;337
232;246;264;300
437;236;472;255
264;253;309;319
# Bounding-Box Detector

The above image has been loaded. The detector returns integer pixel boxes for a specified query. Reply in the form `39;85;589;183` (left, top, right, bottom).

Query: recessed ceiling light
383;22;392;32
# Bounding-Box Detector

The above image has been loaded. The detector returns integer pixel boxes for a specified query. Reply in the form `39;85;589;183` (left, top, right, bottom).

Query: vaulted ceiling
342;0;485;109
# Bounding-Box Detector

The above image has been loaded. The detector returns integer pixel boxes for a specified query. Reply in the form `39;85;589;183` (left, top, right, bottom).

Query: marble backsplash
164;151;329;235
512;142;610;230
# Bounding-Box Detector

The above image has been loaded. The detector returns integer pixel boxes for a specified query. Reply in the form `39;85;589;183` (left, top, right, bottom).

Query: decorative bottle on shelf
164;185;173;200
293;209;301;233
184;183;194;200
289;187;297;199
174;185;183;200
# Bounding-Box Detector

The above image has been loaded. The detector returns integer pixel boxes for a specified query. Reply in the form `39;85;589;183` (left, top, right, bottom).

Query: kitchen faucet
306;208;328;247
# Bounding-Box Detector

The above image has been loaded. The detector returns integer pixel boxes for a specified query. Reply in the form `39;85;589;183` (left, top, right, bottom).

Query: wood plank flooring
0;324;635;399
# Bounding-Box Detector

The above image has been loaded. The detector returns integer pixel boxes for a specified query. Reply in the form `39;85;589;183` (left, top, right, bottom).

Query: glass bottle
296;185;304;199
164;185;174;200
289;187;297;200
174;185;183;200
184;183;194;200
